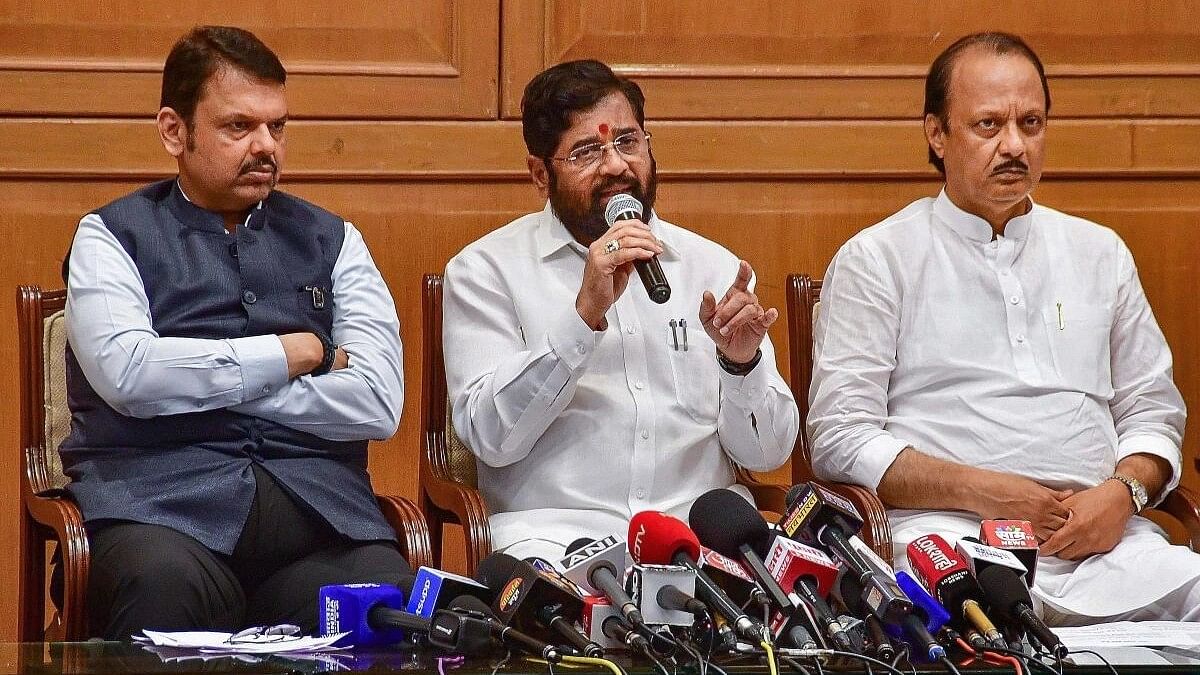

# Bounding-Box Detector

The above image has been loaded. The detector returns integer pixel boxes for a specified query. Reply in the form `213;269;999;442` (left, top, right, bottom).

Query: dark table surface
3;641;1200;675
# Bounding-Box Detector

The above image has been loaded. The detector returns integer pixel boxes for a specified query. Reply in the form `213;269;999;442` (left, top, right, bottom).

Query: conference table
4;641;1200;674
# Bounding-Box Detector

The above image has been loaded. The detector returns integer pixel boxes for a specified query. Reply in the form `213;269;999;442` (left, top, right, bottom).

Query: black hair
160;26;286;124
521;59;646;158
924;32;1050;173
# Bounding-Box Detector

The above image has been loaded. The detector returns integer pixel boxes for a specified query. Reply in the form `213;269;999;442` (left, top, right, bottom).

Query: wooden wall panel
501;0;1200;118
0;1;500;119
1;0;1198;642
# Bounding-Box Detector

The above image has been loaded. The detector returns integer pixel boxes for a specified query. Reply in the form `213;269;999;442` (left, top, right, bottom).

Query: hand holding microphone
576;194;666;329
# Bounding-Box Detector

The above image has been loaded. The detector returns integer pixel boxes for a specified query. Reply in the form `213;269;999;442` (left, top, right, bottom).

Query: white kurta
809;190;1195;620
444;203;798;559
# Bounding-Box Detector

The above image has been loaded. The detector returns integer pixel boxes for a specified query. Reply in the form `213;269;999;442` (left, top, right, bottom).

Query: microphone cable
559;655;628;675
760;640;779;675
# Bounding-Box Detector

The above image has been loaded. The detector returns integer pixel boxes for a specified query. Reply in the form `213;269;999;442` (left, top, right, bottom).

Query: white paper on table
138;629;350;654
1054;621;1200;649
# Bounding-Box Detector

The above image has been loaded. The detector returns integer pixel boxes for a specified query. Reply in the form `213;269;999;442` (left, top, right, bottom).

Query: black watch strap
717;348;762;376
310;334;337;376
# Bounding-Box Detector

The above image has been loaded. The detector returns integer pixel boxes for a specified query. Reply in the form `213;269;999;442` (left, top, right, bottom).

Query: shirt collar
533;200;681;261
169;179;265;232
933;188;1035;242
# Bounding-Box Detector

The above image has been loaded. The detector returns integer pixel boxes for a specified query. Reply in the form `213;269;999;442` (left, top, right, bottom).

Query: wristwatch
1108;473;1149;514
717;348;762;376
310;334;337;376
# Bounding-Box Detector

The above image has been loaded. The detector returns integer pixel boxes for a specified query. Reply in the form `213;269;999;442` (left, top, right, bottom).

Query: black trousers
86;463;411;640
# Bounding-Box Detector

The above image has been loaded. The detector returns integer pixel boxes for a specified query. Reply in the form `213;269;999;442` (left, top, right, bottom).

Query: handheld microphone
406;567;494;619
698;546;766;608
319;582;425;647
559;536;644;628
763;536;851;651
602;615;652;652
907;534;1005;648
955;538;1029;581
780;483;872;582
839;571;945;662
476;553;595;655
690;489;796;615
444;594;562;661
980;520;1039;586
977;565;1067;659
604;194;670;304
628;511;768;643
625;563;700;625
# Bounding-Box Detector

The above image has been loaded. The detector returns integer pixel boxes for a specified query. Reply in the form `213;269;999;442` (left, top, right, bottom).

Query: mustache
592;179;639;202
991;159;1029;175
239;157;277;175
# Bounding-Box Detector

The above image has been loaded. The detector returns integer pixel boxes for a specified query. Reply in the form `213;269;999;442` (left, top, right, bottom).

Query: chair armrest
421;477;493;576
376;494;434;570
1153;485;1200;552
737;470;788;515
25;492;89;641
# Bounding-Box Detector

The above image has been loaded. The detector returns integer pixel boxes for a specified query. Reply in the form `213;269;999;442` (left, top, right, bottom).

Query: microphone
625;563;701;625
977;565;1067;659
907;534;1006;649
763;536;851;651
579;596;622;649
405;566;494;620
443;594;562;661
604;194;670;304
698;546;768;608
780;483;872;582
839;570;945;662
475;553;597;656
628;510;768;643
955;537;1030;582
601;615;652;652
319;582;425;647
690;489;796;615
980;520;1039;586
558;536;644;628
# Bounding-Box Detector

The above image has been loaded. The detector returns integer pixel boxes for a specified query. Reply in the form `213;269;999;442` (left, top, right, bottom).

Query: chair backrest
421;273;478;488
785;274;822;485
18;285;71;496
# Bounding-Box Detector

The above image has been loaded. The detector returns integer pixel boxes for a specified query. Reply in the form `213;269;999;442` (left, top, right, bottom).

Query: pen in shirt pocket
1057;302;1064;330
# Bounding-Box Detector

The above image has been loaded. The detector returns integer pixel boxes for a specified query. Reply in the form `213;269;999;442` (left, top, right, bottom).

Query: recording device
780;483;871;581
475;553;595;655
604;193;670;304
559;536;645;628
319;582;422;647
628;510;768;642
980;520;1039;586
625;563;700;625
907;534;1005;648
690;488;796;614
405;567;494;619
977;565;1068;659
763;536;851;651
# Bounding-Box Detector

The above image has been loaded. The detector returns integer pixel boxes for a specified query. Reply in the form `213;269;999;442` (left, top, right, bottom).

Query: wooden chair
785;273;1200;561
420;273;788;575
17;284;433;642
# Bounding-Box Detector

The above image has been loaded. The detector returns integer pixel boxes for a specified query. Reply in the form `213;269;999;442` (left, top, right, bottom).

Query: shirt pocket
665;331;721;425
1040;302;1112;395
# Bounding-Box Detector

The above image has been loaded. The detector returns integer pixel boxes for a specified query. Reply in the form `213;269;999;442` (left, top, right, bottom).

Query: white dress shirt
66;202;404;442
810;189;1194;618
443;203;798;556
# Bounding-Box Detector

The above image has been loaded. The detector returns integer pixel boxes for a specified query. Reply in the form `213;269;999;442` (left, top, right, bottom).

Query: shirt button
636;489;646;499
1001;269;1010;277
640;429;649;439
261;385;271;394
626;326;636;335
1010;296;1020;305
1015;334;1026;343
242;290;257;304
635;380;645;390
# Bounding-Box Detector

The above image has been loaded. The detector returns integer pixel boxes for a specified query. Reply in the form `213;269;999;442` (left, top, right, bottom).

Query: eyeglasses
549;131;652;172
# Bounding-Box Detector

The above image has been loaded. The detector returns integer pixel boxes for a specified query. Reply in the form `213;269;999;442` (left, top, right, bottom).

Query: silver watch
1108;474;1149;514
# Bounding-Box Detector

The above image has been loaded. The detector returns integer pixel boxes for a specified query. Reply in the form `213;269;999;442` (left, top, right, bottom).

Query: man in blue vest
61;26;409;640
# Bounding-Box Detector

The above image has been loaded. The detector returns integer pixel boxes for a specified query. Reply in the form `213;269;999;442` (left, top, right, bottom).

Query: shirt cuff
547;308;601;372
230;335;290;401
1116;433;1182;505
850;434;912;491
719;359;770;411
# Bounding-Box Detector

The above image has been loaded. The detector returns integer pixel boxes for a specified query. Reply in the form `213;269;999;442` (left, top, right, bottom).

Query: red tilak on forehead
598;123;610;139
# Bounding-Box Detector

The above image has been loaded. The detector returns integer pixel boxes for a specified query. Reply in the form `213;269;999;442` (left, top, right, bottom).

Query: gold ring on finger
604;239;620;254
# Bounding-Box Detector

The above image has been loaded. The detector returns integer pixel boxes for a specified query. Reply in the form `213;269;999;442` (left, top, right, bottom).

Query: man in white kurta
444;60;797;561
809;32;1198;624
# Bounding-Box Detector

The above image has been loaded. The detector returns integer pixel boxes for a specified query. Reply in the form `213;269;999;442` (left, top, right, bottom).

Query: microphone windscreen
976;565;1031;618
785;484;806;509
565;537;595;555
689;488;772;558
628;511;701;564
450;594;495;617
604;193;643;227
475;553;525;592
